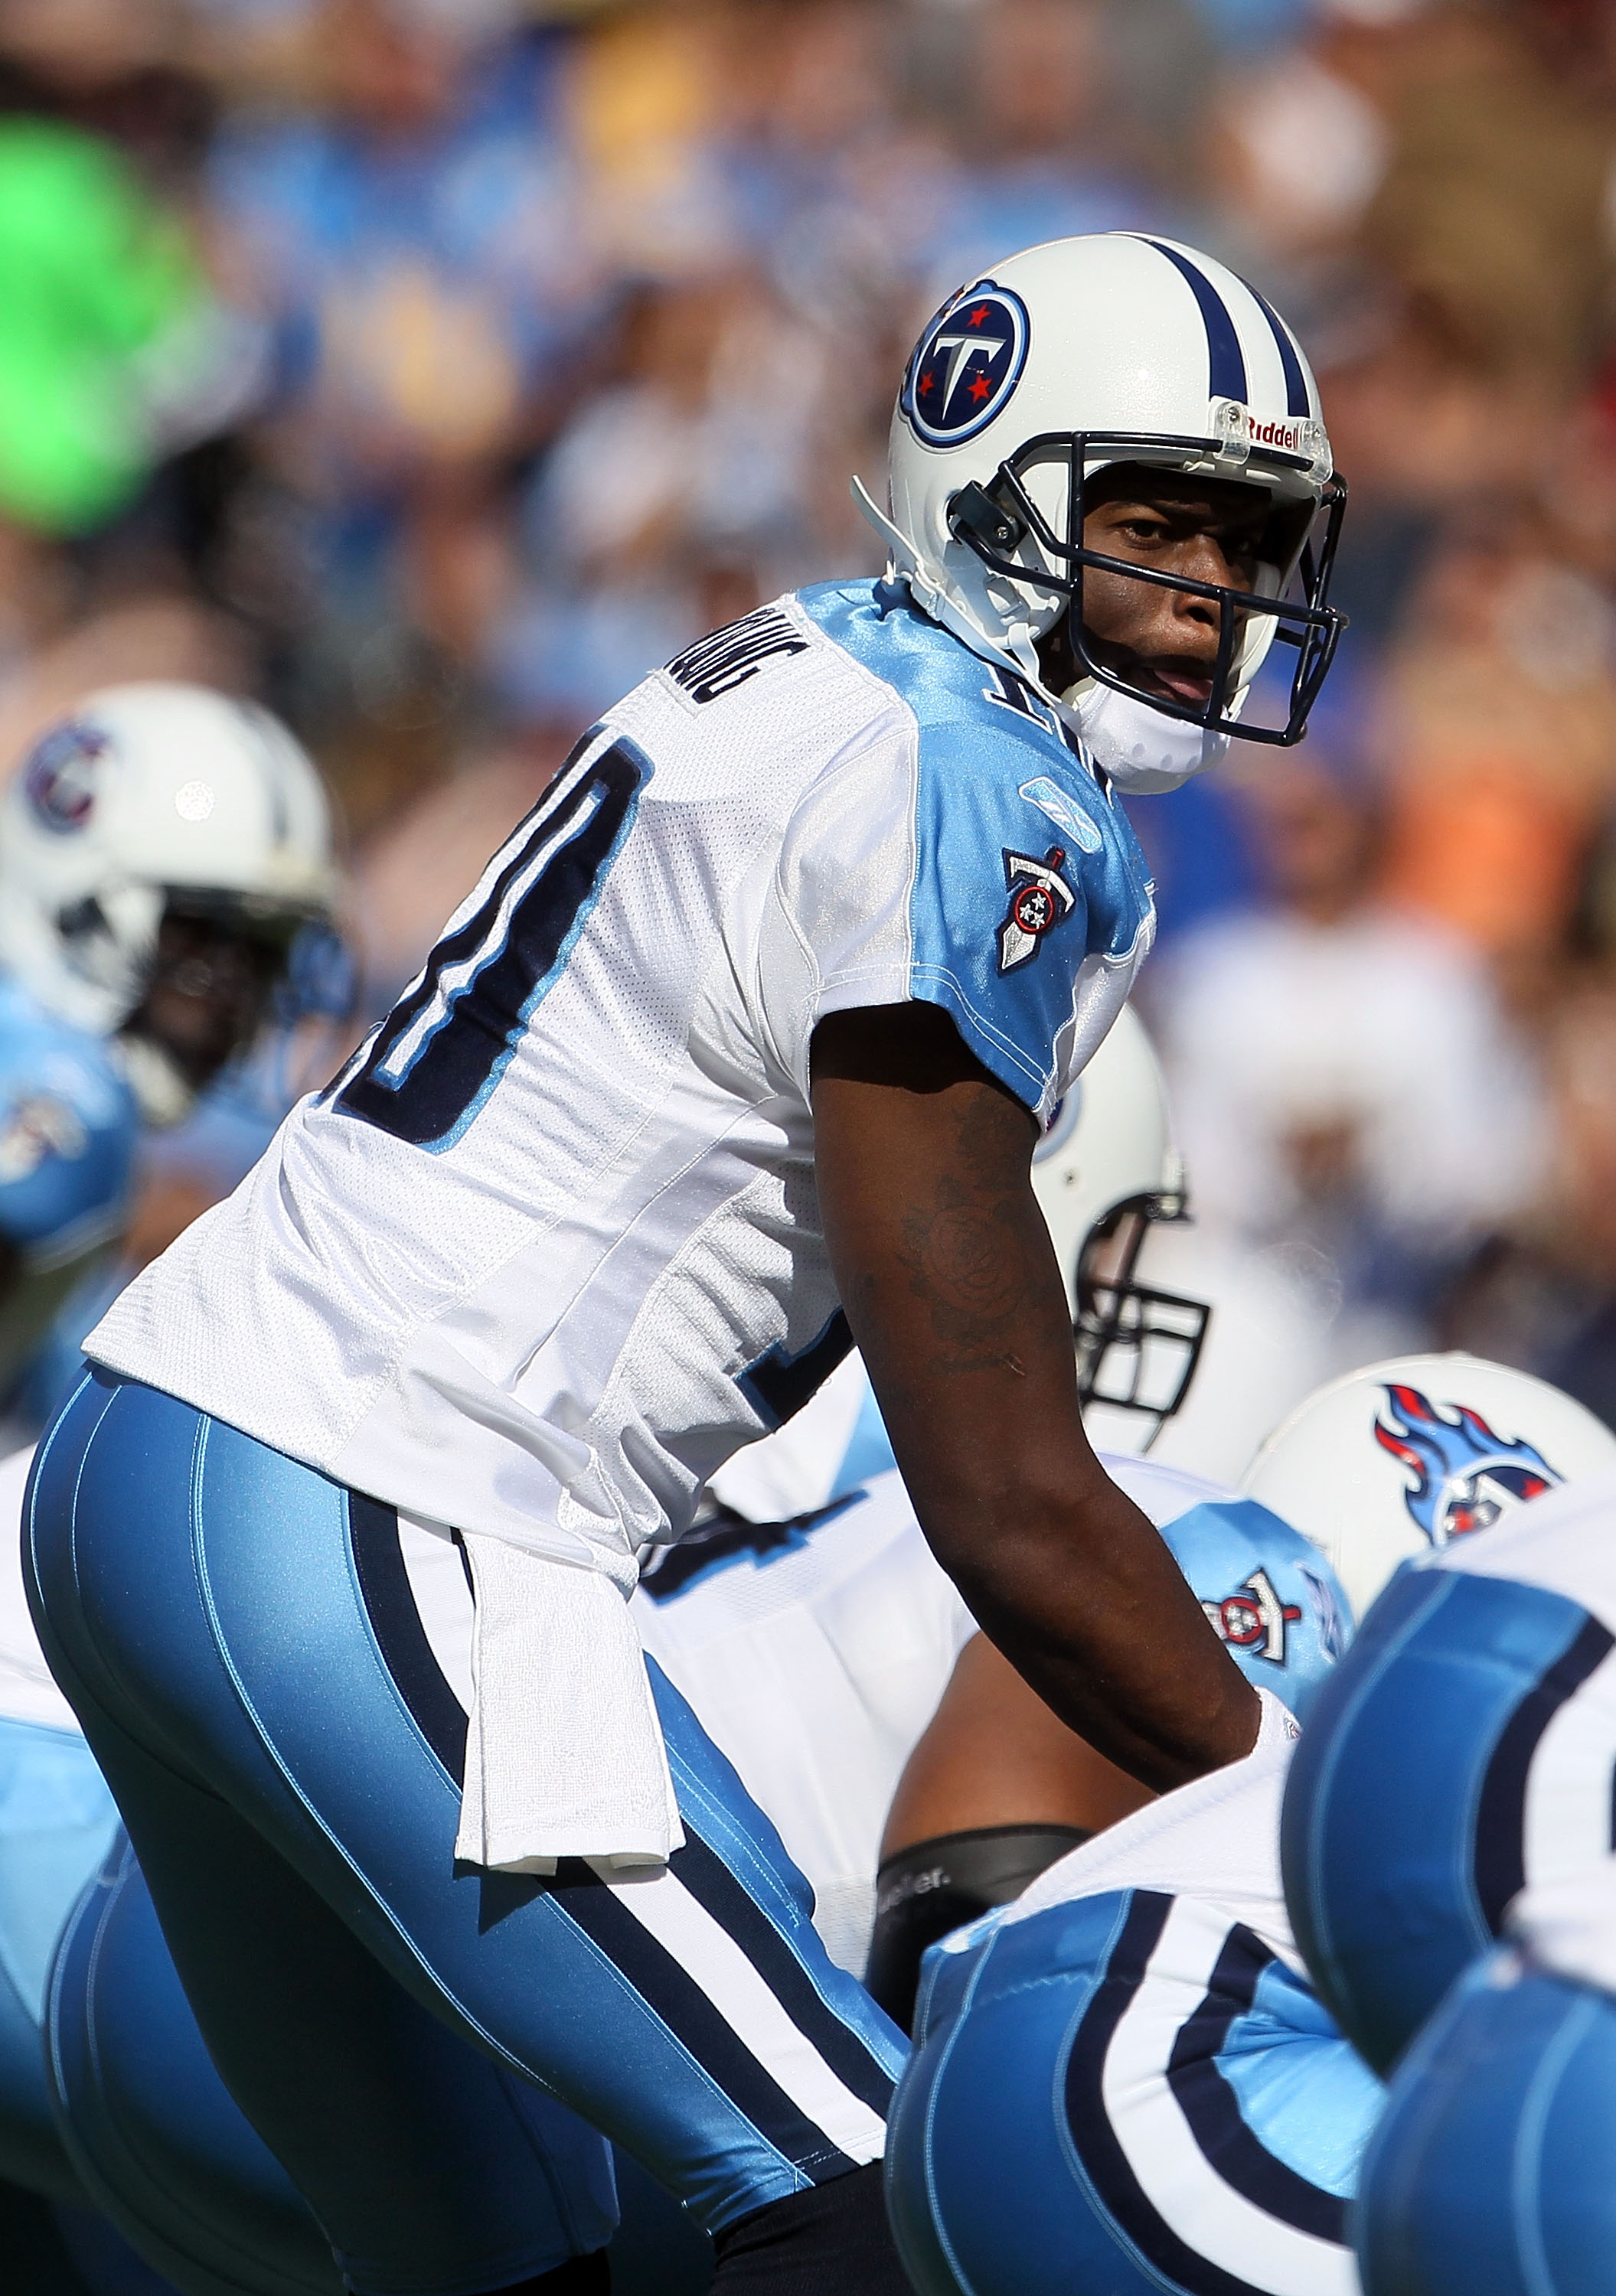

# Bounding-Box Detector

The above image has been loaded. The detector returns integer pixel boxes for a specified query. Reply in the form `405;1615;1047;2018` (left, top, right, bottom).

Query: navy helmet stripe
1144;240;1248;406
1167;1926;1347;2245
1243;280;1311;417
1474;1609;1616;1929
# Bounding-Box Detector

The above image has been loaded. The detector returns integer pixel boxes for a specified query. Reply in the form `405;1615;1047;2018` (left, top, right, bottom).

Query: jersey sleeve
765;716;1117;1118
759;724;922;1100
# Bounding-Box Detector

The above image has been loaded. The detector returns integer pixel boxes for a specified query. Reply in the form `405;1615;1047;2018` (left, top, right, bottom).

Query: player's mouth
1137;660;1216;706
1082;634;1217;707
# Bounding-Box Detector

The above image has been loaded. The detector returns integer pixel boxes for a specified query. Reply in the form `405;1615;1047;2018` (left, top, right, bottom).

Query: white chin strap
116;1032;194;1128
1059;680;1231;795
852;477;1236;797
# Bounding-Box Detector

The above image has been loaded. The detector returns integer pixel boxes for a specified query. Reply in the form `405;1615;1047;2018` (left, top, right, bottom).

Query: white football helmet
1034;1003;1209;1444
856;233;1346;791
1242;1352;1616;1620
0;683;336;1059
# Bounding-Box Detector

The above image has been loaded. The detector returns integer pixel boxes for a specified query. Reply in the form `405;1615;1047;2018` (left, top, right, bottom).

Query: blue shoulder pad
0;980;137;1258
798;582;1154;1112
1159;1497;1353;1720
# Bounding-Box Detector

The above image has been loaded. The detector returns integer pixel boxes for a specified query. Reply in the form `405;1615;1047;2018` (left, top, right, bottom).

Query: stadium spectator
1153;739;1543;1363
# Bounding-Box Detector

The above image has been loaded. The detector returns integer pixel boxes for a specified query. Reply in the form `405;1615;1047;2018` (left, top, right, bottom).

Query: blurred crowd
5;0;1616;1426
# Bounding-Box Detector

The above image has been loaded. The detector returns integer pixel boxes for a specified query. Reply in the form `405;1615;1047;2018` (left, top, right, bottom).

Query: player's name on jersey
664;608;809;706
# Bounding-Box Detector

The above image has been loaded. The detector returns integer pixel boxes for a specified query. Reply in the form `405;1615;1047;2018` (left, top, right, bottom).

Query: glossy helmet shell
0;682;336;1038
1242;1352;1616;1620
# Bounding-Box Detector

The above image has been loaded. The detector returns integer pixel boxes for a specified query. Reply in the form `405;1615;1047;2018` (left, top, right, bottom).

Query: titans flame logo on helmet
1373;1382;1561;1548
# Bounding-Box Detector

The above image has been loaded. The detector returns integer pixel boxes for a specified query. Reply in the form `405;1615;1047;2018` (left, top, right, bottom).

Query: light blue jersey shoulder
796;581;1155;1113
0;975;136;1261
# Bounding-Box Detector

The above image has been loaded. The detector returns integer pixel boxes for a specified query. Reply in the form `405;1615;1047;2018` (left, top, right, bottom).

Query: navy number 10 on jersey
331;731;651;1151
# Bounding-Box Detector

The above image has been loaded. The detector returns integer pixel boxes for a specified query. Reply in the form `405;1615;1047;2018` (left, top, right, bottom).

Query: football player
1274;1356;1616;2075
0;684;334;2291
26;233;1347;2293
865;1451;1349;2030
0;1002;1184;2295
33;1459;1338;2296
882;1361;1593;2296
877;1358;1616;2296
0;682;336;1430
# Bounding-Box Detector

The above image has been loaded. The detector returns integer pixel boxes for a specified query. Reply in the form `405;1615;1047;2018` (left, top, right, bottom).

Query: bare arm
880;1632;1154;1858
811;1002;1257;1792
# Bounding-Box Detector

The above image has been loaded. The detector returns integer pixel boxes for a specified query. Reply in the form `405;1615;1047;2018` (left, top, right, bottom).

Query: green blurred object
0;119;202;535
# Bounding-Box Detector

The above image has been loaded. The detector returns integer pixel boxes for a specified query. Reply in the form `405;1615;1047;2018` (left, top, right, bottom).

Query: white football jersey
631;1453;1242;1973
87;586;1155;1581
635;1469;977;1974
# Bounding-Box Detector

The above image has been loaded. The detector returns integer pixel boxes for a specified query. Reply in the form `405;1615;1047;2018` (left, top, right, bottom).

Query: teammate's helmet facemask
115;890;325;1092
1030;1006;1210;1450
1073;1187;1210;1443
945;435;1347;747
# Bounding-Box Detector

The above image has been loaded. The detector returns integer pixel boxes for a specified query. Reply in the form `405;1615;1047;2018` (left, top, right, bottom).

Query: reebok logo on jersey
1203;1569;1302;1665
664;608;808;705
997;846;1075;973
1019;776;1102;855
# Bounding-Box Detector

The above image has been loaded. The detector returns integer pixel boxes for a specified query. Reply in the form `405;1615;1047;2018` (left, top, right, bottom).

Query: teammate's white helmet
1034;1004;1208;1444
856;233;1346;791
0;683;336;1041
1242;1353;1616;1620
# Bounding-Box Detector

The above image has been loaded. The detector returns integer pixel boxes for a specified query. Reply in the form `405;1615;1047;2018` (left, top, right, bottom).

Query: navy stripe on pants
23;1371;905;2290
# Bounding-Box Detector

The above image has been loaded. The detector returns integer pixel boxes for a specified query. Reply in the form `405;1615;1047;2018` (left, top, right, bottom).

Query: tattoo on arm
878;1089;1037;1373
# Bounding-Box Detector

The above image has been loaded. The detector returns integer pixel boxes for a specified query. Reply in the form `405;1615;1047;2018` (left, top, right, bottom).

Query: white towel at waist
452;1533;684;1874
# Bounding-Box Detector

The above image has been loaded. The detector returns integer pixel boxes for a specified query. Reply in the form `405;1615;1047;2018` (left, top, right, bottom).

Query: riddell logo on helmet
1228;410;1307;455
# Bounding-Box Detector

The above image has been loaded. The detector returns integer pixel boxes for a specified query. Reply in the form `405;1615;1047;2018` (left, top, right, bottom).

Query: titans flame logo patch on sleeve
997;846;1076;973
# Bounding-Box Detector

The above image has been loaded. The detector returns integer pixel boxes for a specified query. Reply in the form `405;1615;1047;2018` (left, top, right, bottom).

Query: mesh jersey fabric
86;584;1152;1570
82;584;1152;1863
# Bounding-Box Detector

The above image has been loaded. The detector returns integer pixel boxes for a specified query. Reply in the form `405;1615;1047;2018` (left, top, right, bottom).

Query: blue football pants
1357;1945;1616;2296
886;1886;1382;2296
24;1371;906;2294
1282;1563;1616;2075
0;1714;119;2201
